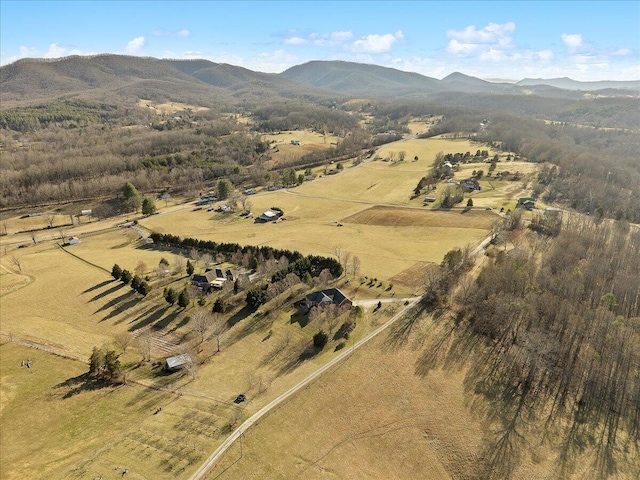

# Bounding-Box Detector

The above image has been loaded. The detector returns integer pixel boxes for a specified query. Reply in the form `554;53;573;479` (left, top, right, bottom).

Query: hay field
263;130;340;165
203;318;486;480
137;99;209;113
202;314;604;480
0;342;235;480
298;136;500;206
1;242;136;356
141;194;493;281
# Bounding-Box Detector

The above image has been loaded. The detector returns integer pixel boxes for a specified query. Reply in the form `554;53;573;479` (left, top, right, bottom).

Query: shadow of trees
53;372;115;399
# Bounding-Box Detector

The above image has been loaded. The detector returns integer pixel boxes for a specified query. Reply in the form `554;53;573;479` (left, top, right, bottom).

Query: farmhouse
517;197;536;210
460;178;481;192
302;288;353;311
257;208;283;222
191;270;218;289
165;354;191;372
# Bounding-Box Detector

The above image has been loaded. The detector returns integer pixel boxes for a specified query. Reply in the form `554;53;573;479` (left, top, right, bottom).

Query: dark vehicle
234;394;246;404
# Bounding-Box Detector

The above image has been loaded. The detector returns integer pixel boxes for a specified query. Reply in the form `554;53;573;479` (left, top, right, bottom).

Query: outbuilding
165;354;191;372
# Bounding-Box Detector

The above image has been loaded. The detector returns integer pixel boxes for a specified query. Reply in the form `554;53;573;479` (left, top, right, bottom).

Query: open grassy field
202;311;621;480
0;132;545;479
137;99;210;114
142;195;494;282
0;341;242;480
262;130;340;165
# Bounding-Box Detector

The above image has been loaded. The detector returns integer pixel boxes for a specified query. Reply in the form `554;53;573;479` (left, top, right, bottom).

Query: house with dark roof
461;178;481;192
302;288;352;311
517;197;536;210
191;270;218;289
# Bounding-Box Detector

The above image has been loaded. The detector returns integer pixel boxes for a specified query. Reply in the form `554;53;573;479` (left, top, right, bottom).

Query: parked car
234;394;246;404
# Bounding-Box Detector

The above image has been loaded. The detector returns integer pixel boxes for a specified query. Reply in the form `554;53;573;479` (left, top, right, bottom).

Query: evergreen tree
186;260;195;276
120;269;132;285
111;264;122;280
122;182;141;212
89;346;104;377
212;298;226;313
141;197;157;215
178;289;190;308
103;349;122;380
137;280;151;296
164;287;177;305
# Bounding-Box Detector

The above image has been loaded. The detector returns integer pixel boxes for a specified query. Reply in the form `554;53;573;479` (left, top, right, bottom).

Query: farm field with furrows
0;130;523;479
2;39;638;480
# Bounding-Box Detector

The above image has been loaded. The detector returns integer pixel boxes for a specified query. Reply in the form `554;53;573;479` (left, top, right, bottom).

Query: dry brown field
137;99;210;114
0;131;547;479
202;312;626;480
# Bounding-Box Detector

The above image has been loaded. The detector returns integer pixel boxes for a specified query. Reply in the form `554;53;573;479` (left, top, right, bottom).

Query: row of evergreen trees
149;232;343;281
111;264;151;296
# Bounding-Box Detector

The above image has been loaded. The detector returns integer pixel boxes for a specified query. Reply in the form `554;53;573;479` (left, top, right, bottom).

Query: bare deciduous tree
135;261;147;277
352;256;361;277
190;309;213;352
342;251;351;277
332;245;342;266
10;255;22;272
137;331;153;362
210;313;227;353
114;332;133;353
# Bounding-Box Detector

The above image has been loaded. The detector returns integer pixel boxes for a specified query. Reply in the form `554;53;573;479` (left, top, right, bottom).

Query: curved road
188;295;422;480
188;231;493;480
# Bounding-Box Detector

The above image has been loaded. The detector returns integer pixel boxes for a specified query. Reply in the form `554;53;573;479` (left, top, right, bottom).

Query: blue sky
1;1;638;81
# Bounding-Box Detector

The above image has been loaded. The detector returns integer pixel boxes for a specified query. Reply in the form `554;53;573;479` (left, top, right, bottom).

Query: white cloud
611;48;632;56
125;36;146;54
536;49;554;61
446;22;515;57
561;33;583;53
448;22;515;46
175;29;191;38
19;45;39;56
350;31;403;53
2;43;82;63
282;30;353;47
284;36;307;46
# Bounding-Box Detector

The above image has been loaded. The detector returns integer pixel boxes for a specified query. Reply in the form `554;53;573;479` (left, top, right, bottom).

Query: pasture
137;99;210;114
0;131;543;479
0;341;237;480
202;312;606;480
262;130;340;166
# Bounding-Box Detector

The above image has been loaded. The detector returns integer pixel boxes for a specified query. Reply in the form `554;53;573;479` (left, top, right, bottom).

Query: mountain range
1;55;638;108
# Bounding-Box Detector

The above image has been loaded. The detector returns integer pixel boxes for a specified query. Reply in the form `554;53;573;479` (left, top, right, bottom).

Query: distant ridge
517;77;640;91
1;54;638;108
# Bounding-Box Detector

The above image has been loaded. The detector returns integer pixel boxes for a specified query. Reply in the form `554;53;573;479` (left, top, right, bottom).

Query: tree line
451;217;640;475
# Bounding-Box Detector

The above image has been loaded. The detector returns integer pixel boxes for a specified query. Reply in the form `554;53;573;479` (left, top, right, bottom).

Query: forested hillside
1;54;638;226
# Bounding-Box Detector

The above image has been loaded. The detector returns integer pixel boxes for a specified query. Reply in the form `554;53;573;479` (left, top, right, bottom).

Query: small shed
165;354;191;372
68;237;80;245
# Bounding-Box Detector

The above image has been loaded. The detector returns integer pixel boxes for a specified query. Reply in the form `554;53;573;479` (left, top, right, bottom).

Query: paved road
187;294;423;480
188;230;493;480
